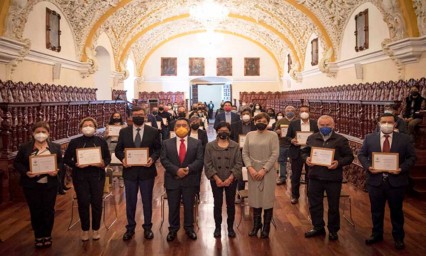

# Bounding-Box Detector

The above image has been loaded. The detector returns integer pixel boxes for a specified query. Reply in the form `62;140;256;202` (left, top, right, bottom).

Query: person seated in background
402;85;425;138
375;104;407;134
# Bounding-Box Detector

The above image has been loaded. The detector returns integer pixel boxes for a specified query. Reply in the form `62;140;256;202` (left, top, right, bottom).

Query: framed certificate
162;118;168;126
372;152;399;172
310;147;335;167
267;119;276;128
296;131;314;145
239;134;246;148
110;153;121;165
29;154;57;174
170;131;176;138
125;148;149;166
280;125;289;138
76;147;102;166
108;125;122;137
145;122;152;127
156;121;162;130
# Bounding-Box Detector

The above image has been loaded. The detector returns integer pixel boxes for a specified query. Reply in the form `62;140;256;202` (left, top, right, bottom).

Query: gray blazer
204;140;243;181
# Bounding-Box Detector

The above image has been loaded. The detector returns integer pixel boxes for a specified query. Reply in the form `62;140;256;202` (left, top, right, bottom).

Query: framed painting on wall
216;58;232;76
189;58;205;76
355;9;369;52
244;58;260;76
46;8;61;52
161;57;177;76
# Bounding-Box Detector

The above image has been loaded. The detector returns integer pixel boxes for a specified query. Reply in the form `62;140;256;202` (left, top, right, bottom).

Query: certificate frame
280;125;289;138
76;147;102;166
29;154;57;174
125;148;149;166
108;125;122;137
310;147;335;167
372;152;399;172
296;131;314;146
239;134;246;148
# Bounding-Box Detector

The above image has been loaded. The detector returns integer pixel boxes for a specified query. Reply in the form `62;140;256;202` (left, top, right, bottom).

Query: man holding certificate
301;115;354;241
115;106;161;241
285;105;319;204
358;113;416;250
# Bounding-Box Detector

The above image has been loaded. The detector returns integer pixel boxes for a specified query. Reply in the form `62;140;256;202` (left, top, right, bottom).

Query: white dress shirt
176;136;188;155
133;125;145;144
380;132;393;151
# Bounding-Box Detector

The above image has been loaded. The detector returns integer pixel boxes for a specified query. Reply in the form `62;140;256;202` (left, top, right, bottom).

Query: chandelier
190;0;229;30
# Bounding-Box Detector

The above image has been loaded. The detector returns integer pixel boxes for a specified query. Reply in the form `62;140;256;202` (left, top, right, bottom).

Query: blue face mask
319;127;332;136
286;112;295;119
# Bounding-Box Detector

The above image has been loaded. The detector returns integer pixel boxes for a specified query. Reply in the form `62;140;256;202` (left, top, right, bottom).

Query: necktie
179;138;186;164
135;128;141;147
383;135;390;152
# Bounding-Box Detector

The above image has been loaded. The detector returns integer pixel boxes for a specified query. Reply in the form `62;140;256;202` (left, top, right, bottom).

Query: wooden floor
1;126;426;255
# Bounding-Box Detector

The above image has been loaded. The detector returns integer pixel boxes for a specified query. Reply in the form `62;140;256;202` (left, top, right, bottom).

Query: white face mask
277;116;283;120
300;112;309;119
82;126;95;136
34;132;48;142
255;106;260;110
380;123;394;134
242;114;251;122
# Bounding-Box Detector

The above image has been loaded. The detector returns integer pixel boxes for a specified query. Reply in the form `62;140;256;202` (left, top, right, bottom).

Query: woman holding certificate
204;121;243;238
242;112;279;239
14;121;63;248
64;117;111;241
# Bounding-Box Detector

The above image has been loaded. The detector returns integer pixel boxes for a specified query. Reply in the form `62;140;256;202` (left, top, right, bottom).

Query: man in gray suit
160;118;204;241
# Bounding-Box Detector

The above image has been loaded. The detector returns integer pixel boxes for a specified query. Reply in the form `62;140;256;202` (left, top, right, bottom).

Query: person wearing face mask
252;103;264;117
157;104;172;139
114;107;161;241
265;108;276;130
14;121;63;248
402;85;425;138
286;105;319;204
274;106;296;185
160;118;204;242
169;106;187;132
64;117;111;241
375;105;407;134
189;116;208;150
214;101;240;131
204;122;243;238
301;115;354;241
358;113;416;250
242;112;279;239
104;112;127;188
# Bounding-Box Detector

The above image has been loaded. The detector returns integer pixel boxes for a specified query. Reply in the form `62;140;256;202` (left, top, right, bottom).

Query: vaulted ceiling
2;0;423;76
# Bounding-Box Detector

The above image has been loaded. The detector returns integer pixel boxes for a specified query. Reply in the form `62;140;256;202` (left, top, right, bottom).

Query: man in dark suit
160;118;204;241
214;101;240;130
358;113;416;250
301;115;354;241
208;101;214;119
115;106;161;241
285;105;319;204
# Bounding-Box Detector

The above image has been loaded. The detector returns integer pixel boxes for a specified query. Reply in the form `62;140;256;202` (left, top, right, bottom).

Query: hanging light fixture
190;0;229;30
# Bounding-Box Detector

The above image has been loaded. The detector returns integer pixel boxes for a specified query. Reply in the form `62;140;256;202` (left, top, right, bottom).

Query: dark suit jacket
115;125;161;180
14;140;63;188
160;137;204;189
214;112;240;129
190;129;208;150
231;120;257;143
358;132;416;187
301;132;354;181
285;119;319;159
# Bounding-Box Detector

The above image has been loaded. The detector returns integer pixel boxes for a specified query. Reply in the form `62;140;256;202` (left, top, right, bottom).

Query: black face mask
191;124;200;130
158;107;164;111
152;111;158;115
178;112;186;118
112;118;121;123
268;112;275;117
411;92;419;97
218;132;230;140
132;116;144;126
255;123;267;131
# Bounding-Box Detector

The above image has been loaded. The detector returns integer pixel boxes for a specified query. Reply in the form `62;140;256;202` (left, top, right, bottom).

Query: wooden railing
138;91;185;105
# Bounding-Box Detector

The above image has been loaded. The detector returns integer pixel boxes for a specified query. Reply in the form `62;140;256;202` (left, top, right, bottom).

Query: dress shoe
329;232;338;241
304;228;326;238
144;229;154;240
166;231;177;242
213;228;221;238
122;231;135;241
365;235;383;245
395;240;405;250
276;178;286;185
291;198;298;204
228;228;236;238
81;231;89;241
92;230;100;240
186;230;197;240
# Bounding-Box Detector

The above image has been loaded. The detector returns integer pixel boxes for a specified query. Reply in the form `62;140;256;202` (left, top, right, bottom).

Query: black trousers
166;186;196;232
210;180;237;228
124;178;155;231
73;173;105;231
290;156;309;199
308;179;342;232
23;184;58;238
368;179;406;241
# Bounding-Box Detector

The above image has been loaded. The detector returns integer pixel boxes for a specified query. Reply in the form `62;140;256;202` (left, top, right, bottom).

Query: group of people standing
13;85;422;250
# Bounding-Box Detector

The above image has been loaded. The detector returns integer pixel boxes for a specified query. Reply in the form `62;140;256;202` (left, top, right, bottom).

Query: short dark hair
253;112;270;123
108;112;123;125
131;106;146;114
176;117;190;126
32;121;50;133
300;105;310;110
223;101;232;106
379;113;396;122
215;121;231;131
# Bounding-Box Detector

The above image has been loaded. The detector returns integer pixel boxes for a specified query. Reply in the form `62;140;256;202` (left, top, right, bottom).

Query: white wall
94;46;112;100
198;85;222;111
303;33;323;71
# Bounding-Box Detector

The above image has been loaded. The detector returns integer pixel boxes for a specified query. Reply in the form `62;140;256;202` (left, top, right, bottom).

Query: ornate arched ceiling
3;0;422;76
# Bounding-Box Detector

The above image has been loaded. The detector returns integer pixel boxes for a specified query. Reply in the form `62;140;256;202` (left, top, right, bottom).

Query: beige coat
242;130;279;209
